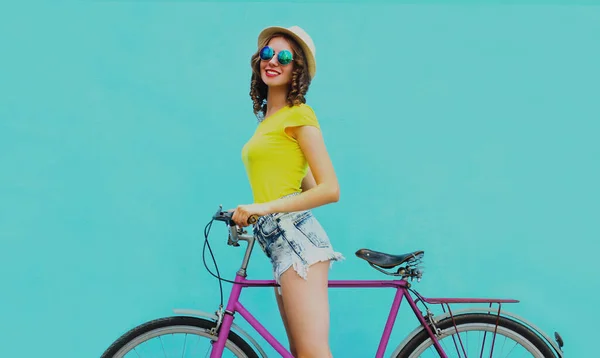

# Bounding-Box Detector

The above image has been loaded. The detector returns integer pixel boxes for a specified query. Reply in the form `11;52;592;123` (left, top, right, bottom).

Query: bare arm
231;124;339;227
301;167;317;192
265;125;339;213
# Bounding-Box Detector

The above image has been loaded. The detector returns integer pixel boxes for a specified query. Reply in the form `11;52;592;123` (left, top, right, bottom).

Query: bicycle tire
100;315;259;358
396;313;556;358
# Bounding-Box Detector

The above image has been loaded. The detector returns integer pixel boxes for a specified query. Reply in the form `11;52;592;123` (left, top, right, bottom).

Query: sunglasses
259;46;294;65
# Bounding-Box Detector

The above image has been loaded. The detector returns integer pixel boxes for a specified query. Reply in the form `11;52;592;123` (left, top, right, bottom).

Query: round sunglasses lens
278;50;293;65
259;46;274;60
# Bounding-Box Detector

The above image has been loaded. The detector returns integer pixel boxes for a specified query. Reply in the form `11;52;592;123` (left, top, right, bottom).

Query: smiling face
259;36;294;88
249;33;312;117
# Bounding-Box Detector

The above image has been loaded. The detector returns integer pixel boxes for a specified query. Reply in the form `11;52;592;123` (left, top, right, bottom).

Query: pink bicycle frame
206;215;518;358
209;272;518;358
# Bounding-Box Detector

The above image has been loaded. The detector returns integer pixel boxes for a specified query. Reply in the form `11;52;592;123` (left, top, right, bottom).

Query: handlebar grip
247;215;259;225
212;207;259;227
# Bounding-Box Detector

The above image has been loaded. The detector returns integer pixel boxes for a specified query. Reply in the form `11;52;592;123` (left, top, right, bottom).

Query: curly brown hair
249;33;312;120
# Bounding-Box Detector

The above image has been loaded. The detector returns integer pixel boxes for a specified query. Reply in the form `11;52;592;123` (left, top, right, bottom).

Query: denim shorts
252;201;344;291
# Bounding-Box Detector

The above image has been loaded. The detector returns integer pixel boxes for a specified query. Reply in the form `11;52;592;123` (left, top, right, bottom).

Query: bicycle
100;206;565;357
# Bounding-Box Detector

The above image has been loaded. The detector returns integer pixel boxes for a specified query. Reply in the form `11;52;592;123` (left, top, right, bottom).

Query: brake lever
212;205;234;225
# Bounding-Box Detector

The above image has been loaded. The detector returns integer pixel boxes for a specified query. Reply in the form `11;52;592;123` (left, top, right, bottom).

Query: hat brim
257;26;316;79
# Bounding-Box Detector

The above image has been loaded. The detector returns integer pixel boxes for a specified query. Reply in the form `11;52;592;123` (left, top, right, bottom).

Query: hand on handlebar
229;203;269;227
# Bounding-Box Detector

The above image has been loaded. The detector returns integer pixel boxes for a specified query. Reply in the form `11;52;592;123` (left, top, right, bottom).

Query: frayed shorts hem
273;250;345;295
253;206;344;296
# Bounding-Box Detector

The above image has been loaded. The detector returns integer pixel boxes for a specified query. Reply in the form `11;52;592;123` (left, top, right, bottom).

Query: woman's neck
265;86;288;118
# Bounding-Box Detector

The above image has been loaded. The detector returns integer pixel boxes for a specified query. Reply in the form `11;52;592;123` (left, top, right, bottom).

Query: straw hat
257;25;317;79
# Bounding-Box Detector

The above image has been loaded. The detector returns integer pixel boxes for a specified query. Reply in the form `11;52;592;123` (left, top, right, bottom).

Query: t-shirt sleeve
283;104;320;132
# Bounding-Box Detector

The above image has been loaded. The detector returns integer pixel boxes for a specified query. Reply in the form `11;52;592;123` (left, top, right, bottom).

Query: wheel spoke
441;337;451;356
464;332;469;358
204;343;212;358
450;333;461;357
181;333;187;358
480;329;487;358
160;335;167;358
504;340;518;357
399;314;552;358
498;335;506;358
100;317;254;358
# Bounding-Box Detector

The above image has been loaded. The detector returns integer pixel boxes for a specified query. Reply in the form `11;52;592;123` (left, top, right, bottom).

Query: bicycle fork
210;275;244;358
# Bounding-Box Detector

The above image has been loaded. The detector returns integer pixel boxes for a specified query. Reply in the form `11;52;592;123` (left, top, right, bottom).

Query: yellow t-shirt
241;104;320;204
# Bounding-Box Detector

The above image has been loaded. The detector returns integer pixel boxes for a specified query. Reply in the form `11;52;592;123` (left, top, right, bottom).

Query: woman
232;25;344;358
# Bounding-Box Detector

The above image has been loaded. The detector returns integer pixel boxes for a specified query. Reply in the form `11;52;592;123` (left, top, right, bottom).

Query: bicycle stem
228;224;257;278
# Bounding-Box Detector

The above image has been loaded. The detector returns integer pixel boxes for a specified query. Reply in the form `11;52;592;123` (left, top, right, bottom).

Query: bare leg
278;261;333;358
275;287;297;357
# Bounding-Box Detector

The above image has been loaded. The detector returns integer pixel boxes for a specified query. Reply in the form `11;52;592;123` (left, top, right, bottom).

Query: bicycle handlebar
212;206;259;246
212;207;259;226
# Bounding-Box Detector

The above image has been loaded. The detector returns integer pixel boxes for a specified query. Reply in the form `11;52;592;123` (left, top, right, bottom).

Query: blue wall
1;2;597;357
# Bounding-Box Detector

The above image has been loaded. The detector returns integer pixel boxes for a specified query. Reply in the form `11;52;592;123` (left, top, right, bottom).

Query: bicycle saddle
355;248;424;268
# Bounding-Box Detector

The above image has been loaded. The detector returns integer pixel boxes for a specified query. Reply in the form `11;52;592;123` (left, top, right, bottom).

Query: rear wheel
101;316;259;358
396;313;556;357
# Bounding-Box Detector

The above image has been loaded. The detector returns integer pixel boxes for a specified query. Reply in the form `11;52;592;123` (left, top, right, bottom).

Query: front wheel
100;316;259;358
396;313;557;358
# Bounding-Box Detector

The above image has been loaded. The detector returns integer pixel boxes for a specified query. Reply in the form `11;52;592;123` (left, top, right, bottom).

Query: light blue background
1;1;598;357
